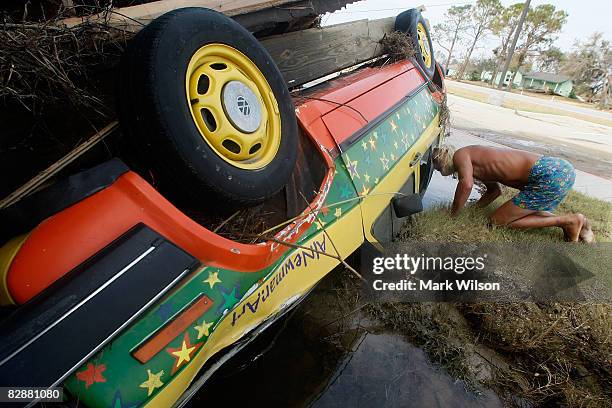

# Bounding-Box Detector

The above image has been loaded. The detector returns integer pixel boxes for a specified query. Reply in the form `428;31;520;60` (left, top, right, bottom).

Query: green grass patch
400;189;612;243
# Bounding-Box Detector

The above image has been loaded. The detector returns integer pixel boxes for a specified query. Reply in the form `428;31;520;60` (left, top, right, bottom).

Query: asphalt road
447;94;612;179
447;80;612;123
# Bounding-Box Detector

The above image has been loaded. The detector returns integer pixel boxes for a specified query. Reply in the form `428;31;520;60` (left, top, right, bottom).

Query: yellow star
172;340;196;368
203;271;221;289
364;172;371;183
390;120;398;132
140;369;164;396
334;208;342;217
360;185;370;196
361;140;368;151
194;320;213;339
390;153;396;161
394;141;399;150
316;220;327;230
368;137;376;150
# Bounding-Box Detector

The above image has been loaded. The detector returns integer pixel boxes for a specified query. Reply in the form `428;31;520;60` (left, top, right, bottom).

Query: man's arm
451;152;474;216
474;182;502;208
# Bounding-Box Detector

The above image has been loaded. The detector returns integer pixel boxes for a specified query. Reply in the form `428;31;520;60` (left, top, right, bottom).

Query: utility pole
497;0;531;90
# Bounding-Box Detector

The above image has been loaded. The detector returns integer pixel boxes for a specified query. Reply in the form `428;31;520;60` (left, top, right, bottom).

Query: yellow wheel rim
186;44;281;170
416;23;432;69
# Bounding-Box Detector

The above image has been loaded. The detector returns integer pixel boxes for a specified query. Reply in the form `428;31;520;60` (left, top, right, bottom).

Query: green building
521;72;573;97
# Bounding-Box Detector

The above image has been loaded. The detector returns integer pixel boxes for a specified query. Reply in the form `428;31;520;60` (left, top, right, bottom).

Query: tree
456;0;502;81
506;4;567;90
535;46;565;73
561;32;611;107
432;5;472;71
489;3;525;85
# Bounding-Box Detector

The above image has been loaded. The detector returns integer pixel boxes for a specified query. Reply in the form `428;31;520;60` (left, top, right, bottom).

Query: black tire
419;149;434;197
117;8;298;207
395;9;436;79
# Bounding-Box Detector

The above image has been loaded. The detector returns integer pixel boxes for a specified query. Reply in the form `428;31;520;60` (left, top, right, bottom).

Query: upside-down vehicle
0;7;446;407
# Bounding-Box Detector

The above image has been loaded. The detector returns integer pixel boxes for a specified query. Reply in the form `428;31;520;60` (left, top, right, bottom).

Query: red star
76;362;107;389
167;333;202;374
321;206;330;216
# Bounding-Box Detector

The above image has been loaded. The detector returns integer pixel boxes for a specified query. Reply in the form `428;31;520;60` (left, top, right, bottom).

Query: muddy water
191;209;502;408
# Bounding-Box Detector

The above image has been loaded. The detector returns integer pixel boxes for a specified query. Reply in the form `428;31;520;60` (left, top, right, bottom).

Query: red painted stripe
132;294;213;364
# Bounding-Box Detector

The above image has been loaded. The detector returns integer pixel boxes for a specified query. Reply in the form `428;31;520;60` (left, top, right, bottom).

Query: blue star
110;390;138;408
340;184;353;199
364;152;372;166
218;286;240;312
156;302;173;321
380;131;388;144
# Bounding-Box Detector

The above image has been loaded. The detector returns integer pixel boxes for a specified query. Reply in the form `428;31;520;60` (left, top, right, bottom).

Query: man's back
454;146;540;189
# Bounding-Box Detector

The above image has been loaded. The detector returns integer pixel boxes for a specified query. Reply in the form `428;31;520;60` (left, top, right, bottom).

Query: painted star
364;152;372;166
76;362;106;389
373;131;378;140
360;185;370;196
368;137;376;151
156;302;174;321
390;153;396;162
344;154;360;179
396;112;401;120
321;206;330;216
390;120;398;132
374;177;380;184
380;153;390;170
380;131;388;144
340;184;353;199
334;208;342;218
402;134;410;150
203;271;221;289
220;287;240;311
316;220;327;230
361;140;368;151
394;141;399;150
194;320;213;339
111;390;138;408
167;333;202;374
364;172;371;183
140;369;164;396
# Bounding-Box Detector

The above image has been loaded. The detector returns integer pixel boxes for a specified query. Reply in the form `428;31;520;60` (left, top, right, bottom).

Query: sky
322;0;612;60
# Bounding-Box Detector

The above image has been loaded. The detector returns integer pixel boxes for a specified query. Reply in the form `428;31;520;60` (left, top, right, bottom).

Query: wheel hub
222;80;262;133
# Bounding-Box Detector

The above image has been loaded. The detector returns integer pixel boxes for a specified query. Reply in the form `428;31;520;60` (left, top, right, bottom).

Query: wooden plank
261;17;396;88
61;0;299;31
0;121;119;210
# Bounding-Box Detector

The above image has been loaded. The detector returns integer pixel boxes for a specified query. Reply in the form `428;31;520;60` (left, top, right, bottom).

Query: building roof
523;71;571;83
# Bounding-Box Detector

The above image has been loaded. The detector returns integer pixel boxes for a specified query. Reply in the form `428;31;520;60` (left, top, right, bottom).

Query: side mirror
392;193;423;218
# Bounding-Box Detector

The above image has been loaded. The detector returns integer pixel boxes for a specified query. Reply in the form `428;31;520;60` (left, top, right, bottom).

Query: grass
400;189;612;243
385;189;612;407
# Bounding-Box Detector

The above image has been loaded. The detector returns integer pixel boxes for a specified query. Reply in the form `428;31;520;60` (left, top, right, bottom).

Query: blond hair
432;144;456;176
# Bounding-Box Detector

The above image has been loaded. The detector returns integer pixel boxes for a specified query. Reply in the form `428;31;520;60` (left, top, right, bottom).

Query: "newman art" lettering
231;235;327;326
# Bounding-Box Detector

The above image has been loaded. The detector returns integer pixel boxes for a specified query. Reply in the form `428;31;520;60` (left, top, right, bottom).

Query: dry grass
0;6;132;114
391;189;612;407
380;31;416;62
401;189;612;243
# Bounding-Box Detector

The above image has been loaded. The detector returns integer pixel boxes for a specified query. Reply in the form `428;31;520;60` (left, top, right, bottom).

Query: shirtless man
432;145;594;242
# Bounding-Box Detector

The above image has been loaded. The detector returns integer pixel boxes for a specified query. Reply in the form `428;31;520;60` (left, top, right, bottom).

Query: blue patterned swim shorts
512;156;575;212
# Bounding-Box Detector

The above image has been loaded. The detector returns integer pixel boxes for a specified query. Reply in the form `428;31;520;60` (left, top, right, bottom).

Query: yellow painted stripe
0;234;29;306
143;205;364;407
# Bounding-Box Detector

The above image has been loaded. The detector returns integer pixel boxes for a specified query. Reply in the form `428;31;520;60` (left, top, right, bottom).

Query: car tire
117;7;298;207
395;9;436;79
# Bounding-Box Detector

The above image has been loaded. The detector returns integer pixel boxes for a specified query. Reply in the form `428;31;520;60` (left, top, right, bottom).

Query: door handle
409;152;423;167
